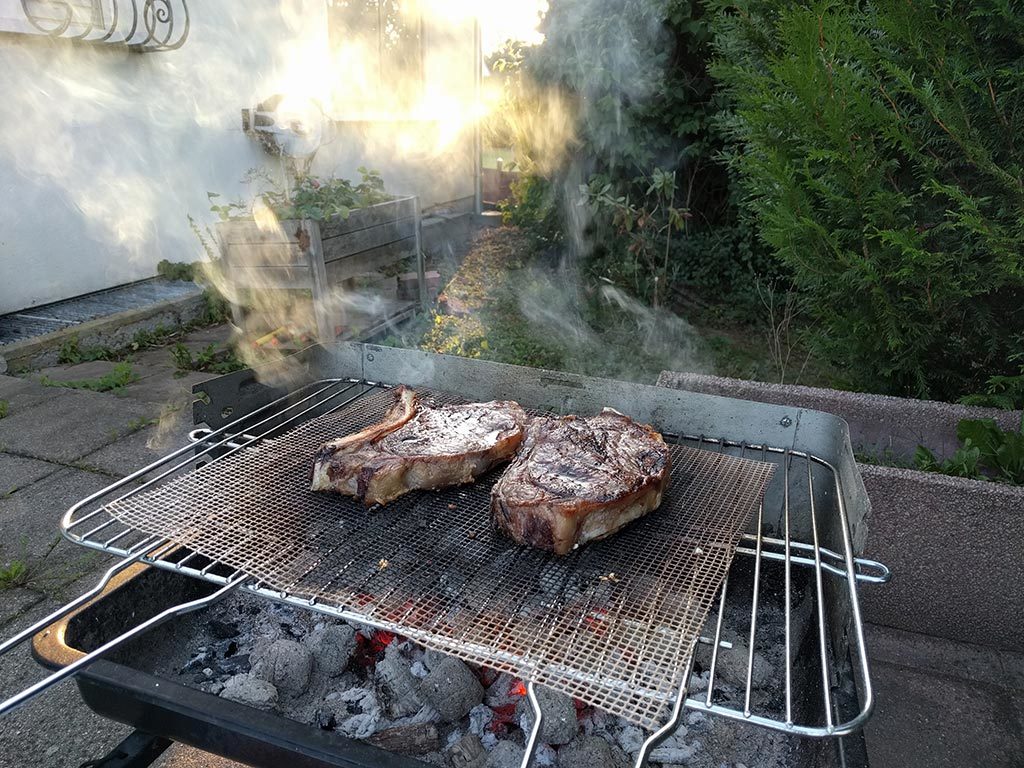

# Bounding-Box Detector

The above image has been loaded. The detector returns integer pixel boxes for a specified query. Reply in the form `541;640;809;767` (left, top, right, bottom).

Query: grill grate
101;385;773;728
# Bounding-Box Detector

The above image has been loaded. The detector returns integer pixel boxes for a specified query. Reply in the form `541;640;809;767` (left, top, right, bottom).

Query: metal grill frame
60;375;889;743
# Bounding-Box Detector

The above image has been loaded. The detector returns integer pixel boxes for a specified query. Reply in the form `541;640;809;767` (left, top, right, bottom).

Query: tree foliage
709;0;1024;399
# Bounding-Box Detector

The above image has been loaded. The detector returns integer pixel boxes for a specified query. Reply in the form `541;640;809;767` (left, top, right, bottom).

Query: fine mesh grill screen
106;385;774;728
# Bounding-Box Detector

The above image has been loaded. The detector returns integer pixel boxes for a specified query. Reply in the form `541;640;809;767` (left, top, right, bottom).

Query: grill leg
633;643;697;768
518;681;544;768
79;731;171;768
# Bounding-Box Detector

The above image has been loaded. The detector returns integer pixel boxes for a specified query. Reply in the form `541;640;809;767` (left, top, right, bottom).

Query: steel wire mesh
105;385;774;728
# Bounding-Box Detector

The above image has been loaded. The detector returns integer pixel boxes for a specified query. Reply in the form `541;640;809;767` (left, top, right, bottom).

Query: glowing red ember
352;629;398;668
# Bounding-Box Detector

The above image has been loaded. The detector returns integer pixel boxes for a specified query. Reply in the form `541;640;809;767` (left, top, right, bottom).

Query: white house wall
0;2;477;314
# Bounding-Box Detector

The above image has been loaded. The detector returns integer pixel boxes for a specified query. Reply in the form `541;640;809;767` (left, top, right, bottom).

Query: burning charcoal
219;674;278;711
218;653;251;676
557;736;616;768
516;685;578;745
366;723;441;755
617;724;646;755
423;648;449;670
306;625;356;678
208;619;240;639
314;707;337;731
486;740;525;768
251;639;313;694
376;642;427;718
484;673;521;708
467;703;494;739
649;739;698;764
715;641;773;689
532;744;557;767
686;711;708;728
687;669;710;693
182;649;215;674
420;656;485;723
449;732;487;768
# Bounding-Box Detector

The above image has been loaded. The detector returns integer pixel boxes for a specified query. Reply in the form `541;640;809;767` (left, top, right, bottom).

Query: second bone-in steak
491;409;671;555
311;386;527;506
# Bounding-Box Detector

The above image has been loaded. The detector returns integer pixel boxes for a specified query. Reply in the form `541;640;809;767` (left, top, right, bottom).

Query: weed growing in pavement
0;537;99;597
0;560;29;590
0;400;8;419
41;361;139;393
170;342;246;377
126;416;159;433
57;334;116;365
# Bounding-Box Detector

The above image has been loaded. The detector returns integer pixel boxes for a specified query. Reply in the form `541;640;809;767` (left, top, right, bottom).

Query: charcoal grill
0;343;889;768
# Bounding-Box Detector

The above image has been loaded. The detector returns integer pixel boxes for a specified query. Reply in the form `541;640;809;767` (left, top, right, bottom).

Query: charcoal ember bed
99;558;818;768
102;385;775;730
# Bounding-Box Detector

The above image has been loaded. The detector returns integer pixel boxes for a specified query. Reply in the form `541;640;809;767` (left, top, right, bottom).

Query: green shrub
208;168;390;222
916;417;1024;485
499;174;563;252
960;350;1024;411
156;260;196;282
709;0;1024;400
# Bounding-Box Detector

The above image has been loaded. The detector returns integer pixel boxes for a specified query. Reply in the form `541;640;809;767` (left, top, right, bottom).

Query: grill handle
0;538;163;658
0;554;246;717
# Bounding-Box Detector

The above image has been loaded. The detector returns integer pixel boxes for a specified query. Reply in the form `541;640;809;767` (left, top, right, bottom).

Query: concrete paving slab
180;325;233;346
0;388;154;463
30;360;123;385
866;623;1024;692
0;467;114;592
0;587;45;629
80;419;196;477
864;624;1024;768
127;346;181;375
0;597;132;768
0;454;60;495
865;660;1024;768
118;370;215;406
0;375;65;414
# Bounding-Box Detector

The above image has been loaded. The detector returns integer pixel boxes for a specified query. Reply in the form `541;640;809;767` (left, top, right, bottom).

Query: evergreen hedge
709;0;1024;399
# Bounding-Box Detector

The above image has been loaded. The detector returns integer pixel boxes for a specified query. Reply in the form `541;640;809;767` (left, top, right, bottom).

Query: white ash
134;567;822;768
327;687;382;739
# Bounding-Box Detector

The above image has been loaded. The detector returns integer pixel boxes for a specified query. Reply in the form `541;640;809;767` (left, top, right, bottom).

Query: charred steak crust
490;409;671;555
311;386;527;506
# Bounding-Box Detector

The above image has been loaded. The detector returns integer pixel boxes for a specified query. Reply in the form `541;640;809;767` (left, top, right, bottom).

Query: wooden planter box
216;196;425;344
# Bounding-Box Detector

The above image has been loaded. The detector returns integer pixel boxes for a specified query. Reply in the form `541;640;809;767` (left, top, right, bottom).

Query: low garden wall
657;371;1024;652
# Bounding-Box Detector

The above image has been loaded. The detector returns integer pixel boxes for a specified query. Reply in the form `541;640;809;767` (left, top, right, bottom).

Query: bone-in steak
490;409;671;555
311;386;527;506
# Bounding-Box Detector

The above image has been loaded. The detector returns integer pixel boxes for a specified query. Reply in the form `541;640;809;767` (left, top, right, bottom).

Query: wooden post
414;196;427;311
304;219;335;344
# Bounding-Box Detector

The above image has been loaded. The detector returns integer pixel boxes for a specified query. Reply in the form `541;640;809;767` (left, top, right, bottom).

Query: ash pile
147;586;809;768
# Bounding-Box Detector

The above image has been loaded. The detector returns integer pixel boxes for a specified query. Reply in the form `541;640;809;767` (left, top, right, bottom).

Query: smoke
481;0;712;381
515;264;711;382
